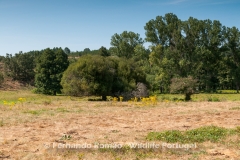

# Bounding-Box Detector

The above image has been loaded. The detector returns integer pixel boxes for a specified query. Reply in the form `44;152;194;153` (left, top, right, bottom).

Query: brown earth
0;62;28;91
0;78;25;91
0;99;240;159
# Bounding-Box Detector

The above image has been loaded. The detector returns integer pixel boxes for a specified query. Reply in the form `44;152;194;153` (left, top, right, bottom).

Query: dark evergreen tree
99;46;110;57
35;48;69;95
4;52;35;82
64;47;71;54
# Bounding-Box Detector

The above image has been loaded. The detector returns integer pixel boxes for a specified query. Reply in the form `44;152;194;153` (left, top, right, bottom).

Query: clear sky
0;0;240;56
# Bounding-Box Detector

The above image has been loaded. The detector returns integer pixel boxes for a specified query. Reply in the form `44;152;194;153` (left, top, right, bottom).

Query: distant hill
0;62;26;91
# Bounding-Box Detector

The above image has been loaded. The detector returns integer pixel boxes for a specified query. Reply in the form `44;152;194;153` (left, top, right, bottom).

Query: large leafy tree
144;13;182;49
61;55;146;100
35;48;69;95
197;20;225;91
225;27;240;92
170;76;198;101
110;31;144;58
61;55;115;100
144;13;229;92
148;45;175;93
144;13;189;92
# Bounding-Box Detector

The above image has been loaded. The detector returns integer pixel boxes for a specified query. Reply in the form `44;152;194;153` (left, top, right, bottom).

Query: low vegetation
170;76;198;101
1;90;240;159
146;126;240;143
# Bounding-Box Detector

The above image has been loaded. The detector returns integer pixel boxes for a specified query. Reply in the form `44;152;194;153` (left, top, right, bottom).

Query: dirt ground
0;99;240;159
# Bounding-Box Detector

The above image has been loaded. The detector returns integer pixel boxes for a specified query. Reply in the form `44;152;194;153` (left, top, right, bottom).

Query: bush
31;88;41;94
61;55;147;100
170;76;198;101
207;96;220;102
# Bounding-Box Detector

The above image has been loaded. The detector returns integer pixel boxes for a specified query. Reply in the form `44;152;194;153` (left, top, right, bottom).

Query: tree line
0;13;240;98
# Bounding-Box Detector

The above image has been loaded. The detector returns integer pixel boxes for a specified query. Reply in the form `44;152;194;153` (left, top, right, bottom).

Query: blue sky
0;0;240;56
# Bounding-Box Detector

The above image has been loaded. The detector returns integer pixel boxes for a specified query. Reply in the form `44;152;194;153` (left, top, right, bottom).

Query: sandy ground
0;101;240;159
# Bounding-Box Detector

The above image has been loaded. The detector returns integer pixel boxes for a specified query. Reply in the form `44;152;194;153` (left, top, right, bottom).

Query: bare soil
0;99;240;159
0;62;26;91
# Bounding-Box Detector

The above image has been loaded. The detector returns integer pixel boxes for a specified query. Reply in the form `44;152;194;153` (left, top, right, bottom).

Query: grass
146;126;239;143
61;134;72;140
157;93;240;102
0;90;40;101
230;106;240;110
217;90;239;94
1;90;240;104
56;107;70;113
1;90;240;159
22;108;73;116
23;109;49;115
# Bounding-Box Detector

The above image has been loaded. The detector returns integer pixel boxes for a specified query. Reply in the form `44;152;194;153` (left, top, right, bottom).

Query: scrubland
0;90;240;159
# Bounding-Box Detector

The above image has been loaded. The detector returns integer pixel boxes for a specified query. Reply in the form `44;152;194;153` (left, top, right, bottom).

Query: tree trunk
185;93;191;101
236;82;239;93
102;95;107;101
159;86;162;94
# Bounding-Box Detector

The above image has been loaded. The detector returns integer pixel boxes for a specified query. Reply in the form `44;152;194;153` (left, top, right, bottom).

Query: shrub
208;96;220;102
170;76;198;101
146;126;233;143
61;55;147;100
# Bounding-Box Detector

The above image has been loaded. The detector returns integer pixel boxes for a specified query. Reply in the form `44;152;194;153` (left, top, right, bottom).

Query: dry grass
0;90;240;159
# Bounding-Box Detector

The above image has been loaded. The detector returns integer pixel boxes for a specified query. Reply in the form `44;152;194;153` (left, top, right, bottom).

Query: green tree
147;45;175;93
61;55;146;100
61;55;115;100
225;27;240;92
144;13;182;48
35;48;69;95
133;44;149;60
115;58;146;93
110;31;144;58
83;48;91;52
69;48;100;57
170;76;198;101
196;20;225;91
144;13;191;92
144;13;229;92
99;46;110;57
64;47;71;54
4;52;35;82
0;56;5;62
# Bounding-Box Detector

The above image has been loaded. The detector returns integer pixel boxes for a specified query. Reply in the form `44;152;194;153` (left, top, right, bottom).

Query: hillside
0;62;26;90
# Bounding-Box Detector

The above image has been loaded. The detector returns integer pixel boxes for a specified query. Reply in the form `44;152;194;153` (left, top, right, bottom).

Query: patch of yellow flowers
107;96;124;105
3;100;16;110
129;95;158;107
106;95;159;107
143;96;157;105
2;98;26;110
